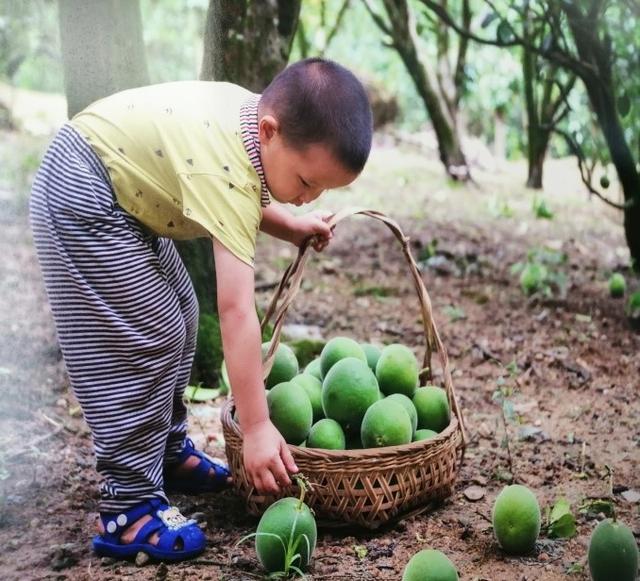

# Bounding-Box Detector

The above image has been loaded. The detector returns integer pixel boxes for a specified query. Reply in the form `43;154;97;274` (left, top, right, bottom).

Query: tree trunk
379;0;469;180
493;109;507;163
588;86;640;266
526;148;545;189
522;42;543;190
58;0;149;118
564;5;640;265
178;0;301;385
526;131;551;189
200;0;301;91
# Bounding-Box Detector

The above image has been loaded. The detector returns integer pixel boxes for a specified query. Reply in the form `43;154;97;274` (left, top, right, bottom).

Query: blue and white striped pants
29;124;199;512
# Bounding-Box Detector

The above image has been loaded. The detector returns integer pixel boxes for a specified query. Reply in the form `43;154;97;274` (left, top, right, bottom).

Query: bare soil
0;130;638;580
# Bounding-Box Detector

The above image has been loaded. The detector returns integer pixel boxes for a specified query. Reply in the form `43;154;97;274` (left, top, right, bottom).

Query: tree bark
179;0;301;385
563;4;640;265
526;139;549;189
58;0;149;118
377;0;469;180
200;0;301;91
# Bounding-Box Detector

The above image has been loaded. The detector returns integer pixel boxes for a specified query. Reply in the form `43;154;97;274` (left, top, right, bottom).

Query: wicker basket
221;208;466;529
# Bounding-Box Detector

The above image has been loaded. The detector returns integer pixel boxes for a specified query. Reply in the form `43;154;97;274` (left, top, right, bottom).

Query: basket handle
260;207;466;446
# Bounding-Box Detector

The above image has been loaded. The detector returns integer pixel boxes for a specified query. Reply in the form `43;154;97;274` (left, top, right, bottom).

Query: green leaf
481;11;499;28
533;198;554;219
184;384;221;402
566;561;583;574
443;305;466;322
548;512;577;538
503;400;516;422
549;498;571;523
579;498;615;518
510;262;525;275
497;20;515;44
354;545;368;560
618;94;631;117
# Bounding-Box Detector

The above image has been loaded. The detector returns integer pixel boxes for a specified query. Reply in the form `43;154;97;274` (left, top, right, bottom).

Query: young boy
29;58;373;561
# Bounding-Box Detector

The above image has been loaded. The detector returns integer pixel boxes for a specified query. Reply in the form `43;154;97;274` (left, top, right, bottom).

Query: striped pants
29;124;199;512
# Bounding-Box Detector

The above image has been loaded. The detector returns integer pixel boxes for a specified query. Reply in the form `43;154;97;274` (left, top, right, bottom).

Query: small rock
539;552;549;562
621;489;640;503
49;543;80;571
197;521;208;530
135;551;150;567
100;557;116;566
190;511;206;523
231;555;254;570
155;562;168;579
463;485;486;502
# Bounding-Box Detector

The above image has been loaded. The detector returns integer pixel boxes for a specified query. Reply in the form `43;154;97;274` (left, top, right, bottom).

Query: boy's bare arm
212;239;297;493
259;202;297;243
260;203;334;250
213;241;266;429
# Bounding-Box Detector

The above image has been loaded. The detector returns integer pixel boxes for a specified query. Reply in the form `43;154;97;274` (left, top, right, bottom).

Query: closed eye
299;176;311;188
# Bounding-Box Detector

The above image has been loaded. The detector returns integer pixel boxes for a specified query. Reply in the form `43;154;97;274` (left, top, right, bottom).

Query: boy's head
257;58;373;206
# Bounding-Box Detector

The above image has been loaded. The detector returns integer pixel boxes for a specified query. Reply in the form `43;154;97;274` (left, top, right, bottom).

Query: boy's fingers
315;221;332;237
280;441;299;474
269;458;292;488
260;470;280;495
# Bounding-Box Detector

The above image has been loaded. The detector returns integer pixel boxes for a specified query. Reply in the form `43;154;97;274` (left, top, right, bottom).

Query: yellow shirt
71;81;266;266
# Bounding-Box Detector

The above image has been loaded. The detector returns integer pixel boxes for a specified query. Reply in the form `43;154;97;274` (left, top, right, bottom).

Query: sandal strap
99;498;165;542
132;519;165;545
167;437;231;479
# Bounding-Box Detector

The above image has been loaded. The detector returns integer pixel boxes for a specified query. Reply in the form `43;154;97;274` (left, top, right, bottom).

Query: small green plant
353;284;396;298
418;238;439;262
626;291;640;323
442;305;466;322
532;197;554;219
488;196;514;218
491;359;521;480
566;561;584;575
544;498;577;539
236;475;316;578
579;498;616;519
510;247;568;298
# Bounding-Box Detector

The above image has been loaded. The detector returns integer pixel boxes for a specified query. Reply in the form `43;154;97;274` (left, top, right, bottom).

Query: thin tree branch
417;0;596;80
546;74;577;126
453;0;471;99
321;0;351;56
362;0;392;37
551;126;631;211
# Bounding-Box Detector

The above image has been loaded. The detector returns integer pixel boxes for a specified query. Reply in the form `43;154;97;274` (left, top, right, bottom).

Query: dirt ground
0;129;638;580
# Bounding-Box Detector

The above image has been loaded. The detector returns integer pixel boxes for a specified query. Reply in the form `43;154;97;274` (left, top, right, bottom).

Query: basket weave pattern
221;208;466;528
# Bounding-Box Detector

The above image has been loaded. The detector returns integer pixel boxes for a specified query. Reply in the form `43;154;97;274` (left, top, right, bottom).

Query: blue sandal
93;498;206;561
164;437;231;495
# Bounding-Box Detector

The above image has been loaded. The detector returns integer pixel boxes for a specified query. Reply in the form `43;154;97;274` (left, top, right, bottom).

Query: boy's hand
242;419;299;495
291;210;334;251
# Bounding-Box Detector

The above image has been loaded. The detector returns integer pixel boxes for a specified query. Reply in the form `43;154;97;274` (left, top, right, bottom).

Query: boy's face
258;114;359;206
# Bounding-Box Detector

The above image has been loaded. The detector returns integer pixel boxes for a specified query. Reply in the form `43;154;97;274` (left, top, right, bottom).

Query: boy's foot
164;438;232;494
93;498;206;561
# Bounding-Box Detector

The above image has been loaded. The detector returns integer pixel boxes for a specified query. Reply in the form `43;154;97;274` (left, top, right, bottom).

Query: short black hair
260;58;373;174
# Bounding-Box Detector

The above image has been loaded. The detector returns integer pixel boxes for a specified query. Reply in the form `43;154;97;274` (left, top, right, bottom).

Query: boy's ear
258;115;279;143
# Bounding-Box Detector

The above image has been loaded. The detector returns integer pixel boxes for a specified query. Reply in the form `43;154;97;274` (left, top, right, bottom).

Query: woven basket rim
220;396;462;460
